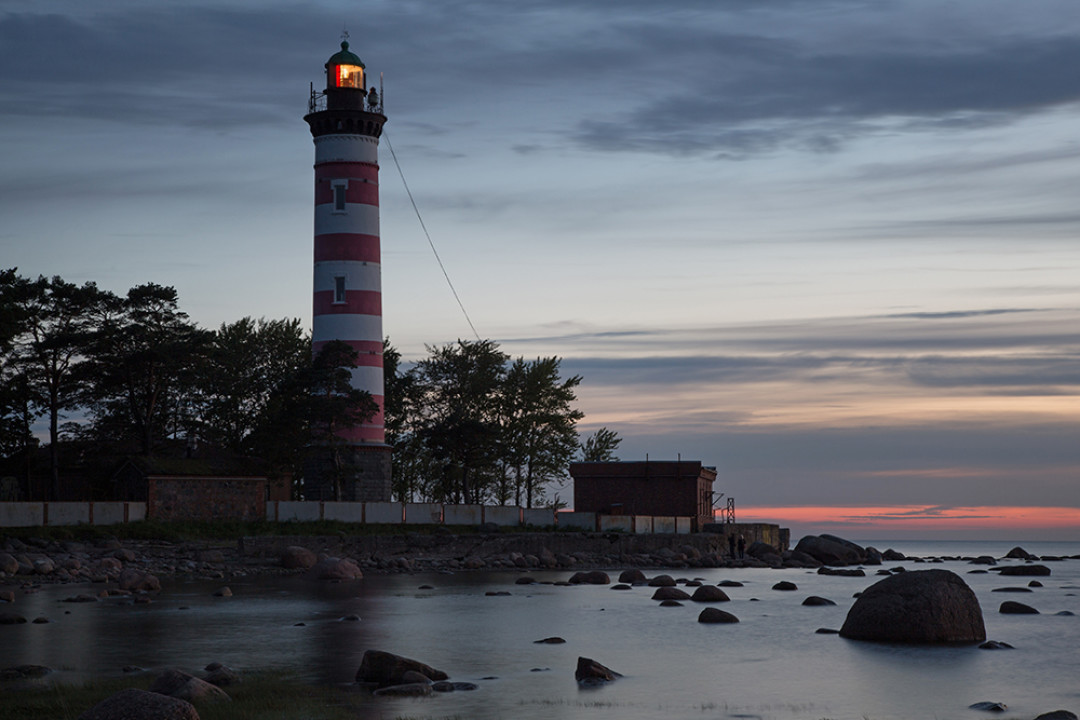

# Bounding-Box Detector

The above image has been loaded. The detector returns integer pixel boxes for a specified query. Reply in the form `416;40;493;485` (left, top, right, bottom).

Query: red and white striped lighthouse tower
303;40;391;500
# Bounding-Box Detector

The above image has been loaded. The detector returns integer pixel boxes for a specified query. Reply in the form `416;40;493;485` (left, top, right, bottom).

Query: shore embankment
1;525;788;588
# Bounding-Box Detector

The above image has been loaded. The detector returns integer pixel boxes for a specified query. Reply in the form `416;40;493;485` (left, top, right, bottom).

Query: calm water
5;540;1080;720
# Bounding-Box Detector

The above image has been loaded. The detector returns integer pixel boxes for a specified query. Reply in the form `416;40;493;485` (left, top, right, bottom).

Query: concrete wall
676;517;692;534
404;503;443;524
483;506;522;526
599;515;633;532
48;502;90;526
522;508;555;528
365;502;404;524
557;511;596;531
271;501;322;522
149;477;265;522
444;504;482;526
0;502;147;527
654;516;677;534
322;502;363;523
633;516;653;534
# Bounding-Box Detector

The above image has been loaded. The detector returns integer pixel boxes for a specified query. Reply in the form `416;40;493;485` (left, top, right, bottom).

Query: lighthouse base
303;444;392;502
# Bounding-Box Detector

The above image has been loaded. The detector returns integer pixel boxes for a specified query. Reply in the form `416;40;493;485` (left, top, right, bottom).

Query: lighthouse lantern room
303;39;391;501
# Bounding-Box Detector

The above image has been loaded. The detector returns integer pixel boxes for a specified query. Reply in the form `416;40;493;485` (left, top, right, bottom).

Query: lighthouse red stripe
313;290;381;316
314;234;380;263
315;163;379;182
312;339;383;366
314;182;379;206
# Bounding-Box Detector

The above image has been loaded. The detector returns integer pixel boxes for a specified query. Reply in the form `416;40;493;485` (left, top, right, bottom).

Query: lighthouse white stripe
314;135;379;164
314;262;382;293
348;365;384;393
314;204;380;236
312;314;383;343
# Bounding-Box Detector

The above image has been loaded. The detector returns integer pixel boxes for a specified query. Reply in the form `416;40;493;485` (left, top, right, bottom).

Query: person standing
737;535;746;560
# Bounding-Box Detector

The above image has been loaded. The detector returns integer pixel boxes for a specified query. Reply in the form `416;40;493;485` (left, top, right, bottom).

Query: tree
84;284;210;455
199;317;308;452
580;426;622;462
412;339;507;504
2;273;112;498
499;356;583;507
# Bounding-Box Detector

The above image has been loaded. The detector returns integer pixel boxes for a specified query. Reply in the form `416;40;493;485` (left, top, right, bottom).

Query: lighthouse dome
328;41;365;69
326;40;366;90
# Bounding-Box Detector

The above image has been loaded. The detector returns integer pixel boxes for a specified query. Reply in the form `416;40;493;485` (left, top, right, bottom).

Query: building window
334;276;346;303
332;181;348;212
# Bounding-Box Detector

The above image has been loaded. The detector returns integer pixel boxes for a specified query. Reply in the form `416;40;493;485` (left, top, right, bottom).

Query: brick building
570;460;717;530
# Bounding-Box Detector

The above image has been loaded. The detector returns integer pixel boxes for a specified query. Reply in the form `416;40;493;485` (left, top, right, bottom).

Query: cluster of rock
77;663;238;720
0;536;243;587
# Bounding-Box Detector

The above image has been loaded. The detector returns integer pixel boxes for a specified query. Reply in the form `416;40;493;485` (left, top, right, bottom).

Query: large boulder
356;650;448;687
568;570;610;585
698;607;739;623
281;546;317;570
839;569;985;644
149;670;230;704
78;688;200;720
691;586;730;602
1005;546;1036;560
309;557;363;581
998;565;1051;576
651;587;691;601
794;535;866;566
118;568;161;593
0;552;20;575
618;569;647;584
575;656;621;684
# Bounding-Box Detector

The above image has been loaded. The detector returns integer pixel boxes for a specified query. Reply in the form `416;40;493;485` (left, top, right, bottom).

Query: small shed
111;456;271;522
570;460;717;530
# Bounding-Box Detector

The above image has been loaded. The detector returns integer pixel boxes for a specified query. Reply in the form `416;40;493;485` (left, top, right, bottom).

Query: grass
0;672;386;720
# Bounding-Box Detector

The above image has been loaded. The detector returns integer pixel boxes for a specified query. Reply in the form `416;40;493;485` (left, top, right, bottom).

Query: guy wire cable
383;131;481;341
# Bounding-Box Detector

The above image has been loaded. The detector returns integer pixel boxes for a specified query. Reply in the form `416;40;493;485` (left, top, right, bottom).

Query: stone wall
148;477;266;522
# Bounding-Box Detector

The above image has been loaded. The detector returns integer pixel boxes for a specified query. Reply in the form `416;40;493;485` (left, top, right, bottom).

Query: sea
5;539;1079;720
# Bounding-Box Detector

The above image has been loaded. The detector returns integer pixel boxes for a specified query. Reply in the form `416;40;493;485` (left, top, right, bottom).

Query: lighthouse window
333;276;347;304
332;182;347;212
335;64;364;89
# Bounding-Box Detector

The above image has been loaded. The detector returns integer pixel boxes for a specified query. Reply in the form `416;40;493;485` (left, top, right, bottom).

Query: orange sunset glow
733;505;1080;539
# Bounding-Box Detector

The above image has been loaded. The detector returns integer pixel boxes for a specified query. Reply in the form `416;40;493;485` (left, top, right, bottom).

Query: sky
2;1;1079;541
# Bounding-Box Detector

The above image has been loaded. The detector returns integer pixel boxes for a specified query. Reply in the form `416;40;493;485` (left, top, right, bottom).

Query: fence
0;502;146;528
0;499;699;535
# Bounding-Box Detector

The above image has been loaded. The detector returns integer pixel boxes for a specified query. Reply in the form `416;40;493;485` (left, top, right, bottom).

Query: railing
307;90;383;115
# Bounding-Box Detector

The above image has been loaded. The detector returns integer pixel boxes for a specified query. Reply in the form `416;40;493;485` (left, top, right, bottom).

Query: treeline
0;270;620;505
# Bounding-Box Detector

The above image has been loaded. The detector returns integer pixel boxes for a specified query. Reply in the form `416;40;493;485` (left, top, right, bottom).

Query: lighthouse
303;40;391;501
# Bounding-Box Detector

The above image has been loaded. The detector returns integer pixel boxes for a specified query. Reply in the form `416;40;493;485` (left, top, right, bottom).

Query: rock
970;556;997;566
1056;611;1075;616
698;607;739;623
197;550;224;564
111;548;137;562
998;565;1051;576
356;650;448;687
619;569;647;583
0;590;13;603
1005;546;1035;560
212;587;232;598
794;535;865;566
373;682;433;696
77;688;199;720
690;586;730;602
432;681;478;691
575;656;621;684
979;641;1014;650
882;549;906;561
203;666;240;686
969;701;1008;712
1034;712;1078;720
658;600;683;607
0;611;27;624
64;594;99;603
999;601;1038;614
746;542;783;566
32;616;49;624
991;587;1032;593
515;576;537;585
652;587;691;601
0;553;19;575
802;596;836;606
309;557;363;581
0;664;51;680
400;670;433;684
568;570;610;585
839;569;986;644
533;636;566;644
117;569;161;593
1029;580;1043;588
863;547;883;565
648;574;676;587
772;581;798;591
280;546;317;570
610;583;632;590
149;669;231;704
818;567;865;577
815;628;840;634
718;580;744;587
